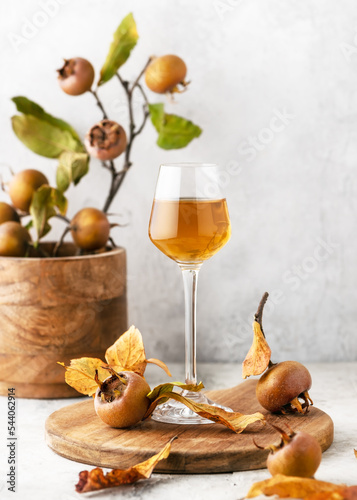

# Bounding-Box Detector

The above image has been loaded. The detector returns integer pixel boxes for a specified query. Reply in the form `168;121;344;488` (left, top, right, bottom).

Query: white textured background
1;0;356;363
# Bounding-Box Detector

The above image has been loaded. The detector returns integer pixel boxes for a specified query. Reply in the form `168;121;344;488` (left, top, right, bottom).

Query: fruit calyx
286;391;313;414
254;424;296;453
95;368;128;404
85;120;127;160
269;424;295;452
57;59;77;79
87;120;120;149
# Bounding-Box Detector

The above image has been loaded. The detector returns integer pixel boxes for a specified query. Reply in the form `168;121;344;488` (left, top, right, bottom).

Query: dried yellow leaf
58;358;109;396
242;320;271;379
144;390;265;433
76;436;176;493
105;325;147;375
247;474;347;499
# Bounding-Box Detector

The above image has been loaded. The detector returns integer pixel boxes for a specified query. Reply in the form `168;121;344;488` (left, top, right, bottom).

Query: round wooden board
45;379;334;474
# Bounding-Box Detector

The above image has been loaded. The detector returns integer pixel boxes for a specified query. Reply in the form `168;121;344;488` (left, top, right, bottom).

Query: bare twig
53;226;70;257
134;106;150;137
101;60;151;213
109;236;117;248
54;213;70;224
129;57;153;95
255;292;269;328
136;82;150;106
90;89;108;120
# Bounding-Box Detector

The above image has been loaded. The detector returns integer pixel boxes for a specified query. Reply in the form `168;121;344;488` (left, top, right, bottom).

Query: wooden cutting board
45;379;334;474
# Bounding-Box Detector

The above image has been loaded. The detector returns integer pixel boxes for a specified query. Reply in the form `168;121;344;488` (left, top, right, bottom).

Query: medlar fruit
57;57;95;96
145;54;188;94
70;208;110;251
94;371;151;428
0;202;20;224
243;293;314;414
263;425;322;478
256;360;313;414
9;169;48;213
0;221;31;257
84;120;127;161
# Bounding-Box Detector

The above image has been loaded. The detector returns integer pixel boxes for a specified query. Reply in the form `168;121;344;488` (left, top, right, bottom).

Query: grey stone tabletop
0;362;356;500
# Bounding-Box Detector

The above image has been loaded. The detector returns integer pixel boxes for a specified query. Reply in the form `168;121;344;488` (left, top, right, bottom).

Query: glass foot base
151;390;233;425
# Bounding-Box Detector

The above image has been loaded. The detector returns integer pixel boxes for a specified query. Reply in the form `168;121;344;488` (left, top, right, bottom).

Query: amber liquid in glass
149;198;231;264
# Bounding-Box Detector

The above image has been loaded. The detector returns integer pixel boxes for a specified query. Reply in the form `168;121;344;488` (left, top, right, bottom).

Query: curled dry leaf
242;319;271;379
105;325;171;377
144;390;265;433
305;486;357;500
59;325;171;396
57;358;109;396
354;449;357;459
76;436;176;493
146;357;172;376
246;474;353;499
242;292;271;379
146;381;204;405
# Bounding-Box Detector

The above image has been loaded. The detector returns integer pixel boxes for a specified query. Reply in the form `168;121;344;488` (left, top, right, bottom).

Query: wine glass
148;163;231;424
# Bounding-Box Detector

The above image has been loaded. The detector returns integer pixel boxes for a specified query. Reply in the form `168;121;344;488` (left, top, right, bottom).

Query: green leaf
56;151;89;192
12;114;81;158
12;96;83;145
98;13;138;86
149;102;165;133
149;103;202;150
30;185;68;242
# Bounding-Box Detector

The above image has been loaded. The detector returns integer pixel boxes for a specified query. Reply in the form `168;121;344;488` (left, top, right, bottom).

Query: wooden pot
0;243;127;399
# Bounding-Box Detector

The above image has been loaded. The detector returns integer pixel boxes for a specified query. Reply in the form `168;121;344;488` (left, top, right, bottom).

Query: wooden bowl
0;243;127;398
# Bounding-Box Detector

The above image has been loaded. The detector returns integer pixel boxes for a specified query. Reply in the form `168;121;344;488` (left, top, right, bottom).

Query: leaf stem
254;292;269;331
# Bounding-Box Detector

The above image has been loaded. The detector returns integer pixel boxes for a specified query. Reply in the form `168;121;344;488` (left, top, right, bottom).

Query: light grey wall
1;0;356;364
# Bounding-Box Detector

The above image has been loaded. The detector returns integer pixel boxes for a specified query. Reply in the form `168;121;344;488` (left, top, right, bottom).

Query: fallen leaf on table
354;449;357;459
242;319;272;379
246;474;349;499
75;436;176;493
105;325;171;376
305;486;357;500
144;390;265;433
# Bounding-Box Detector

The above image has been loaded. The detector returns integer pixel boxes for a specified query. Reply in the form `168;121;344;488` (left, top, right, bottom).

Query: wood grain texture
0;245;127;398
45;379;334;473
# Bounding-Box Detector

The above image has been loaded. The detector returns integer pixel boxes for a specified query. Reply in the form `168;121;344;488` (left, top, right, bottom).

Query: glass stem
181;266;200;385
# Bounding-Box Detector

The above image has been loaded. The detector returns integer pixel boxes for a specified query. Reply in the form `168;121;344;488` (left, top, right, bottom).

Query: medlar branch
90;89;108;120
98;58;152;213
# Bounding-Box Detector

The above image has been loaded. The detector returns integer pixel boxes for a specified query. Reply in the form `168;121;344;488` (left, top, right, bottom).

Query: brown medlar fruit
9;169;48;213
145;55;188;94
84;120;127;161
262;425;322;478
57;57;95;96
256;360;313;414
70;207;110;251
94;371;151;428
0;221;31;257
0;202;20;224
